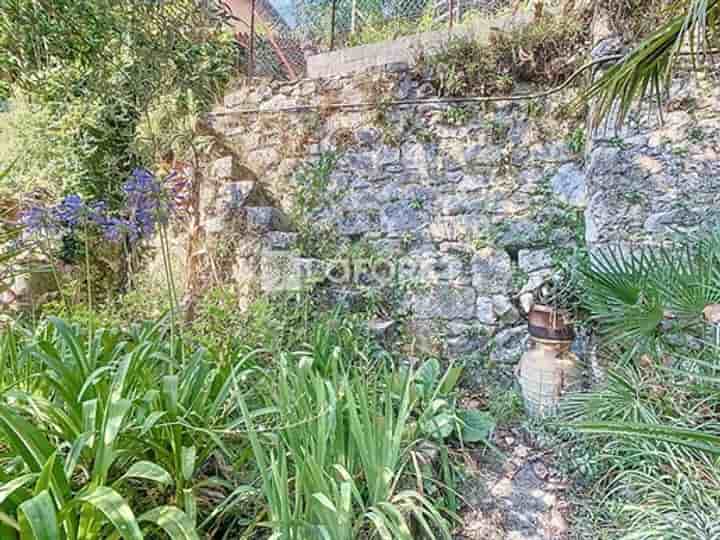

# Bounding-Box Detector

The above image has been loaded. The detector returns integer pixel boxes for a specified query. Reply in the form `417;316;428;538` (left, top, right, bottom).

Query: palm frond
586;0;720;128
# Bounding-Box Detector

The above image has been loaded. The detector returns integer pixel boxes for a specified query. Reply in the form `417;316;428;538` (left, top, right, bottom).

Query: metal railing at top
234;0;513;80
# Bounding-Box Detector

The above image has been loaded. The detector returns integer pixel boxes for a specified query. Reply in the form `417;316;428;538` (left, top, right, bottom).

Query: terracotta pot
527;304;574;342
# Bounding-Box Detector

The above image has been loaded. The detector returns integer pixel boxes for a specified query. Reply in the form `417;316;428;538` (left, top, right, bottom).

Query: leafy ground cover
0;296;504;538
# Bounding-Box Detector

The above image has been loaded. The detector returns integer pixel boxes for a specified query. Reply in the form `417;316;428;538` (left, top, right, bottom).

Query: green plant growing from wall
566;126;586;154
292;152;344;258
442;105;473;126
415;12;588;98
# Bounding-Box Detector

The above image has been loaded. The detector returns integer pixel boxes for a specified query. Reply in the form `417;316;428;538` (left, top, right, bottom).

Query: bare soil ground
455;427;574;540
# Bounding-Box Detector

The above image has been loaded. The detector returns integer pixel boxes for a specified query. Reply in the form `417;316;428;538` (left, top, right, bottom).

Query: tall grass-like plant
237;352;453;540
0;318;250;538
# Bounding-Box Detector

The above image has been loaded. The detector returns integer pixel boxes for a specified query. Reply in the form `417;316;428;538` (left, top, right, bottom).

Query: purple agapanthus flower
103;216;139;243
21;193;89;235
21;206;57;235
53;194;85;228
20;168;188;245
122;168;186;240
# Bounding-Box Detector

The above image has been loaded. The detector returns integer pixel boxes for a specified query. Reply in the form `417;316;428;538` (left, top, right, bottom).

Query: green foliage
406;358;495;444
345;3;438;47
584;0;719;127
581;232;720;354
292;153;344;258
0;318;202;538
486;386;525;426
237;352;454;540
566;126;586;154
566;350;720;538
441;105;472;126
0;284;505;539
567;229;720;538
0;0;236;203
415;13;589;97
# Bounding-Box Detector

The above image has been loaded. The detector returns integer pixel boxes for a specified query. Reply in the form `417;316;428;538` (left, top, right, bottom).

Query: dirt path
455;428;572;540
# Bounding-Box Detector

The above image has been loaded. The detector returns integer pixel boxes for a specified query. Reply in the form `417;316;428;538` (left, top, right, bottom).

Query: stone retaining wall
202;66;587;362
196;46;720;365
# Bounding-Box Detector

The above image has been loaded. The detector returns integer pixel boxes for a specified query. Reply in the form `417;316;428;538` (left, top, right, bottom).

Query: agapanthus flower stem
43;233;71;316
84;225;94;343
159;224;185;370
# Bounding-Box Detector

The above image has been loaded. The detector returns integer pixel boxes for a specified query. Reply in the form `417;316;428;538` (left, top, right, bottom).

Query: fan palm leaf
586;0;720;127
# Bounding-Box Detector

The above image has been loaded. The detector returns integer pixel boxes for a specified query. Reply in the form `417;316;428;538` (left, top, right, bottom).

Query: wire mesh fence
230;0;513;79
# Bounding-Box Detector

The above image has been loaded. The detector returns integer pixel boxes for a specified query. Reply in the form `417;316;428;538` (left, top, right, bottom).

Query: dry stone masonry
197;53;719;364
202;65;587;362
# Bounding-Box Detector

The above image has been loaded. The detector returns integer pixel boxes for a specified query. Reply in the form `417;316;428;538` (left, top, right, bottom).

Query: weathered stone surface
550;163;586;207
492;294;520;324
422;254;466;283
210;156;240;180
519;292;535;314
446;335;487;357
260;253;327;293
491;326;528;364
585;77;720;247
356;127;380;146
246;207;291;233
518;249;553;274
380;200;429;234
205;64;720;367
208;67;595;361
410;285;476;320
471;249;513;295
476;296;497;325
429;215;487;242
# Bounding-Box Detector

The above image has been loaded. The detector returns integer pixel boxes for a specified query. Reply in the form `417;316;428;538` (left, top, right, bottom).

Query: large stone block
380;200;429;234
209;156;253;181
260;252;327;293
490;326;528;364
409;284;476;320
471;249;513;295
550;163;586;207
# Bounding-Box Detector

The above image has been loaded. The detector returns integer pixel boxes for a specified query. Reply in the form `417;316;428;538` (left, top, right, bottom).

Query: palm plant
570;230;720;537
569;355;720;538
586;0;720;127
581;234;720;354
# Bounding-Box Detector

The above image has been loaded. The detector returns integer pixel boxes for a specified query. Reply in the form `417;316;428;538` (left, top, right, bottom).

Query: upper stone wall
585;74;720;248
198;46;720;365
